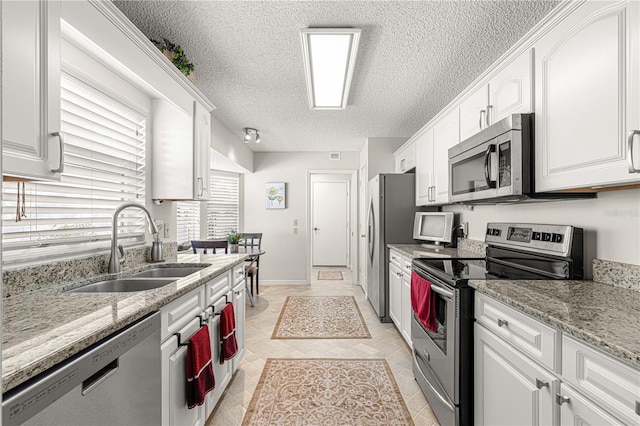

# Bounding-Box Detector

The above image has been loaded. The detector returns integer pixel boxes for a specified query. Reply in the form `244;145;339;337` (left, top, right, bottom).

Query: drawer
562;335;640;424
161;286;205;341
389;249;403;268
205;271;231;308
475;293;560;372
233;264;245;285
402;257;413;277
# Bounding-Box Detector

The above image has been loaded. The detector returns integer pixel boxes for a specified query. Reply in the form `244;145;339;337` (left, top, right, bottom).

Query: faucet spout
109;202;159;274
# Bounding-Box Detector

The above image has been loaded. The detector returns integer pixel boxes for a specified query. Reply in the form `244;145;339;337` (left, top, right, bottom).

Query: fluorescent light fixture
300;28;361;110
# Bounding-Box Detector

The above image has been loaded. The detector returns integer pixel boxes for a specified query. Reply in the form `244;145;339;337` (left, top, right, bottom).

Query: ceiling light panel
300;28;361;110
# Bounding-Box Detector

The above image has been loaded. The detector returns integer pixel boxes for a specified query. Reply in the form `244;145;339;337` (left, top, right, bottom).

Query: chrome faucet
108;202;160;274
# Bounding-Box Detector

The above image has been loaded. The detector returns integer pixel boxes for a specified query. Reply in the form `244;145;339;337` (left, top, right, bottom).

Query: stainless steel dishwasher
3;312;161;426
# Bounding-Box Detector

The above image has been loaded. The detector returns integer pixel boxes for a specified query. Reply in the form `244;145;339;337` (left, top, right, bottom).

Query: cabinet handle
635;401;640;416
400;158;406;172
486;105;492;127
197;177;204;197
479;110;486;130
628;130;640;173
497;318;508;327
535;379;549;389
555;394;570;406
51;132;65;173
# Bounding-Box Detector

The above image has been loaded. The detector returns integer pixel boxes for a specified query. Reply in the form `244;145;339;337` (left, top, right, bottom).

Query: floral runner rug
317;271;344;280
272;296;371;339
242;358;415;426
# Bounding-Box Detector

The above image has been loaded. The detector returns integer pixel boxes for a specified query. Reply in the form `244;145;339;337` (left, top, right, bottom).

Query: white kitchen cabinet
162;317;206;426
2;0;62;180
415;128;434;206
231;279;246;371
388;260;402;328
204;295;232;419
557;383;626;426
535;0;640;190
459;49;533;142
475;323;558;426
152;99;211;200
400;258;412;346
394;141;416;173
432;109;459;204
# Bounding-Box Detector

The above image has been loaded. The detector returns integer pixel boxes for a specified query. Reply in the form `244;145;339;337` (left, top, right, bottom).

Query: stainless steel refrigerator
367;173;428;322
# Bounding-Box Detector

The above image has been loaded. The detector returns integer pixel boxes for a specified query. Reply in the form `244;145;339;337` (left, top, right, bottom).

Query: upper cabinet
415;128;434;205
394;141;416;173
2;0;62;180
459;49;533;142
535;0;640;191
152;100;211;201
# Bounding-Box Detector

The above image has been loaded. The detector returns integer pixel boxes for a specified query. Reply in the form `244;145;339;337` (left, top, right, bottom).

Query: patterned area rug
242;358;414;426
317;270;343;280
272;296;371;339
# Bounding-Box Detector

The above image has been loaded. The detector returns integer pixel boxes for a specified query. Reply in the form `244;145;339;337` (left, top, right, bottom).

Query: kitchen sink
69;278;177;293
130;266;207;278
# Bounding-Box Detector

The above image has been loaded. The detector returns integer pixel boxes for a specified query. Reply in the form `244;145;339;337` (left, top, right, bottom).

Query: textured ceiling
113;1;559;153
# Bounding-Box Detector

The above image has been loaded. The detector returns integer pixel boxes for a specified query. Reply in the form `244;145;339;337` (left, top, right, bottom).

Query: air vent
330;152;341;160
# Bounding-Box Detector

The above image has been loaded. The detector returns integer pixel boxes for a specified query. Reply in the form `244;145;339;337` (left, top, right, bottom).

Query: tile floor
207;267;439;426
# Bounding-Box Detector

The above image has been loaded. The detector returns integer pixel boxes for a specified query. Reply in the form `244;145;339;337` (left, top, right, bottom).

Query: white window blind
176;201;201;245
207;171;240;239
2;73;146;254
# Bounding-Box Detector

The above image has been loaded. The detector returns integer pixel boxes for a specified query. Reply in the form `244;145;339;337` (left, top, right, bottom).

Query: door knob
361;234;366;238
314;227;320;231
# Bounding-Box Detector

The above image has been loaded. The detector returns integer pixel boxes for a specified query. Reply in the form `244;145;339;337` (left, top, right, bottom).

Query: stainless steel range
411;223;584;425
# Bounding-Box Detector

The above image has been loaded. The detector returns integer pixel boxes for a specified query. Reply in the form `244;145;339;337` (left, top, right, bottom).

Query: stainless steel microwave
448;113;594;204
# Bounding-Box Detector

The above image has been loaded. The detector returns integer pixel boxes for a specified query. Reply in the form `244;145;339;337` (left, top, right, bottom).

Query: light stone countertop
2;253;247;393
387;243;484;259
470;279;640;369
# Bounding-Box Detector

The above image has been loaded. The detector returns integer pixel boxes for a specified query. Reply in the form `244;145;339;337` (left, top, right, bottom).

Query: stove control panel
485;223;580;257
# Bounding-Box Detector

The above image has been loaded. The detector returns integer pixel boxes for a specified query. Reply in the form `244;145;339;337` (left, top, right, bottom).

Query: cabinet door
535;0;640;190
489;49;533;124
558;383;626;426
193;101;211;200
433;109;459;204
162;318;205;426
205;298;232;419
475;324;558;426
415;128;434;206
459;85;489;141
2;0;61;180
395;142;415;173
388;262;402;328
231;283;246;371
400;270;412;346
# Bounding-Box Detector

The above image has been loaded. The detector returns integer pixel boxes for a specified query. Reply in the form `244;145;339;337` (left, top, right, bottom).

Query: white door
358;165;367;287
312;181;349;266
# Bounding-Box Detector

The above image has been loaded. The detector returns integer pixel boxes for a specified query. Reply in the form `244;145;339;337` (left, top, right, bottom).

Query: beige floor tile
205;267;439;426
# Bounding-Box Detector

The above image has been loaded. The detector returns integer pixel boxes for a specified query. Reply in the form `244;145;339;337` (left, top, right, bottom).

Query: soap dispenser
151;233;165;262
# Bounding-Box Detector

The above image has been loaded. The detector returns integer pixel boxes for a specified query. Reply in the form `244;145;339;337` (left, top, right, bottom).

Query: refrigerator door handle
368;199;376;262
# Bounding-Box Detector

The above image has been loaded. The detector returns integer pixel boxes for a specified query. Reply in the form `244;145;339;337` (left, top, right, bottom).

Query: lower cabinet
160;265;247;425
389;261;402;327
474;323;558;426
400;259;412;344
475;293;638;426
388;249;412;347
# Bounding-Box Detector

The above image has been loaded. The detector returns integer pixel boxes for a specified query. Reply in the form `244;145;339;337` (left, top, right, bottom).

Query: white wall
364;137;407;179
243;152;359;283
210;115;254;173
444;188;640;278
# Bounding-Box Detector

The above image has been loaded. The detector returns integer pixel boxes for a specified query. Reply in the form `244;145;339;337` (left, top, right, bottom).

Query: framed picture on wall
265;182;286;209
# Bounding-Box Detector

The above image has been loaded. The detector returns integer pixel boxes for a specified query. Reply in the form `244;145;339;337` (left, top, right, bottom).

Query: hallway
208;268;438;425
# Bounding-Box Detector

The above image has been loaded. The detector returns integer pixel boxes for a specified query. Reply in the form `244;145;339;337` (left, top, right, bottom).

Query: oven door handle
414;351;455;411
429;282;454;299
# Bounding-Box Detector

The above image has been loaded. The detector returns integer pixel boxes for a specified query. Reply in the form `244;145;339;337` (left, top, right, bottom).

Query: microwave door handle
484;145;497;188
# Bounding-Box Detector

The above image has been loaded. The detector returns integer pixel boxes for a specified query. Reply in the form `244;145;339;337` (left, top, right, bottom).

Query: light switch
293;219;299;226
293;227;298;235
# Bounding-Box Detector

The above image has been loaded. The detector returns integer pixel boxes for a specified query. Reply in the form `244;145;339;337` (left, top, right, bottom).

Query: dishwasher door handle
81;359;119;396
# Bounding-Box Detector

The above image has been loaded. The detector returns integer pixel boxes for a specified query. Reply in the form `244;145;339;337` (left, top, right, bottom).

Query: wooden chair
239;233;262;296
190;240;228;254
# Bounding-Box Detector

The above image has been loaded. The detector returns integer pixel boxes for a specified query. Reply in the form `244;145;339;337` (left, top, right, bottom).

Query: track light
243;127;261;144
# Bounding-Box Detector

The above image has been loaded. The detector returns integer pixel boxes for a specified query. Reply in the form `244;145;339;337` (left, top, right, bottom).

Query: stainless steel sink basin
131;266;207;278
69;278;177;293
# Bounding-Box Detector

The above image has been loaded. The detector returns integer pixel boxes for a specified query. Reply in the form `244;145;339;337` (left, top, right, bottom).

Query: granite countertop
470;279;640;369
2;253;247;393
388;243;483;259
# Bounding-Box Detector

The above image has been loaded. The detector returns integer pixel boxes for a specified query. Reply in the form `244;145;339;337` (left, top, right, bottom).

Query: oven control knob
542;232;552;241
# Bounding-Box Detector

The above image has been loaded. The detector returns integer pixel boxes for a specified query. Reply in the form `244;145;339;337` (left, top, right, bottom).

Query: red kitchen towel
410;271;437;333
220;302;238;364
186;325;215;409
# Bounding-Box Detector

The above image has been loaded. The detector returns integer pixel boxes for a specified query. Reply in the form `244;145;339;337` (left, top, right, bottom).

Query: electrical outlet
164;224;170;239
460;222;469;238
293;219;298;226
293;227;298;235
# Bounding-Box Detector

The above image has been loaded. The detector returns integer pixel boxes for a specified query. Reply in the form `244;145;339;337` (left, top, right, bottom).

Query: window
207;171;240;239
176;201;201;245
2;73;147;260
